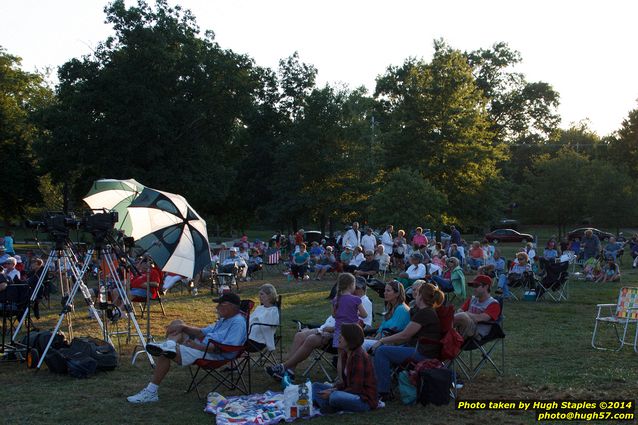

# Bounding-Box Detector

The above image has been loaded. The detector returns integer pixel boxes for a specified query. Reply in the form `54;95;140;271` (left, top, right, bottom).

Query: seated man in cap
454;274;501;339
395;252;426;289
127;293;247;403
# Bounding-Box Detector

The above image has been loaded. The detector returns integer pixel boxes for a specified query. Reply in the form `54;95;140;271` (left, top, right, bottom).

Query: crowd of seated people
127;268;504;415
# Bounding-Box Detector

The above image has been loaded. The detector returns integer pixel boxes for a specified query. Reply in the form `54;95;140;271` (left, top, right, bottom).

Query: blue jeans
431;275;454;293
311;383;371;413
497;275;511;297
373;345;427;393
467;258;484;269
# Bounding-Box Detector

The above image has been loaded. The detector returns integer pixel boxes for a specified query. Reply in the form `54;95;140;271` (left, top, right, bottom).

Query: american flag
267;250;280;265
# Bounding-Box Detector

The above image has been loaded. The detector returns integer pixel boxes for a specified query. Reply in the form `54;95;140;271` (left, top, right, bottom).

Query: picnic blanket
205;389;384;425
205;391;319;425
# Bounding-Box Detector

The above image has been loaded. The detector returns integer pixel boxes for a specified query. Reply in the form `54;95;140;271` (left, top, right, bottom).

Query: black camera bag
69;337;118;371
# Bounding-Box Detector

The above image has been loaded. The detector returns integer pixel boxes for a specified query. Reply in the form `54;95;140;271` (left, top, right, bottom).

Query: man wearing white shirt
381;225;394;255
361;227;377;253
355;278;373;328
345;246;365;272
342;222;362;249
397;252;426;289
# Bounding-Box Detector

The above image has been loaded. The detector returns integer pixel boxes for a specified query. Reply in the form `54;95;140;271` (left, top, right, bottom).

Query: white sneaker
146;340;177;359
127;388;159;403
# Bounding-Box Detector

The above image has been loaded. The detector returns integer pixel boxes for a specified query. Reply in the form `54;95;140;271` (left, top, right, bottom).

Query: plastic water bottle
98;284;108;308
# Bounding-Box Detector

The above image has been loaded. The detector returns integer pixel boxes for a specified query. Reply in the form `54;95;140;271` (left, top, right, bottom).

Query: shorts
130;288;149;298
178;343;228;366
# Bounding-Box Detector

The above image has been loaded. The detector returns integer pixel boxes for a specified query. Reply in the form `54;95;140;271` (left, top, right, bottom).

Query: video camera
81;210;119;235
26;212;80;238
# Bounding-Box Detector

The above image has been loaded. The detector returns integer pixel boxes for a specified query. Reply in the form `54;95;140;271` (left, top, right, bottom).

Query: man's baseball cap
468;274;492;287
213;293;241;306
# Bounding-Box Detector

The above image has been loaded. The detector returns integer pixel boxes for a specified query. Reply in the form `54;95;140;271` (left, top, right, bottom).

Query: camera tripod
12;239;155;369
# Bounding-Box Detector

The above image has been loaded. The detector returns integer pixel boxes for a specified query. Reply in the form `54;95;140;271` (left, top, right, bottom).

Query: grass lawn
3;242;638;425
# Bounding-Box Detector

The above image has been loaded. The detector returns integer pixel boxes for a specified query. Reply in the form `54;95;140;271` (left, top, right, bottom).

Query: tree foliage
37;0;263;216
368;168;447;232
3;0;636;233
374;40;507;228
0;48;53;222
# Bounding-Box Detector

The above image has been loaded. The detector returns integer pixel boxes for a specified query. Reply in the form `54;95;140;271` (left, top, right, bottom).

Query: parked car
490;219;520;231
567;228;614;241
424;229;451;242
484;229;533;243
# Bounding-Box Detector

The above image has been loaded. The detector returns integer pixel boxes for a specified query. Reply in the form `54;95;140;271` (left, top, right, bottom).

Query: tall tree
586;161;637;232
602;106;638;175
368;168;447;232
467;42;560;145
375;40;507;228
37;0;263;219
0;48;54;222
519;149;590;236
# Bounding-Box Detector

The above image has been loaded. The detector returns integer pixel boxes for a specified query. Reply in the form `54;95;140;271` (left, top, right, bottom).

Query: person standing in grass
3;231;15;256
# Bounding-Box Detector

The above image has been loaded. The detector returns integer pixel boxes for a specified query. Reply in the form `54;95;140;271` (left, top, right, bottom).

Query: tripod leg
12;252;57;341
103;251;155;367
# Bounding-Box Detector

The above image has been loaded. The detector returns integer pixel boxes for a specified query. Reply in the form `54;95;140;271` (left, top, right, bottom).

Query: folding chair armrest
595;303;617;308
201;339;245;356
248;322;279;334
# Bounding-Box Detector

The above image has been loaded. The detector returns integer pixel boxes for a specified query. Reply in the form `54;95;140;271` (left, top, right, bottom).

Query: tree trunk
63;181;70;214
319;214;326;235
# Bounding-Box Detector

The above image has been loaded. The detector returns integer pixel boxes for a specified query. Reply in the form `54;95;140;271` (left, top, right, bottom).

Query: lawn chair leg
592;320;624;351
158;298;166;316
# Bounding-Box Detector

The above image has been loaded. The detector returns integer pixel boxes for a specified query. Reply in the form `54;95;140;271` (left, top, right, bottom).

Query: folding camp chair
292;320;337;382
0;284;32;352
394;304;461;399
131;284;167;318
507;271;539;301
536;258;569;302
247;295;283;366
262;249;283;276
453;297;505;382
186;300;254;399
592;287;638;352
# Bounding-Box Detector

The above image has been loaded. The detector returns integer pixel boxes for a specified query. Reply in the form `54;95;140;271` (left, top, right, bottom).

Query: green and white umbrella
127;187;210;279
83;179;145;236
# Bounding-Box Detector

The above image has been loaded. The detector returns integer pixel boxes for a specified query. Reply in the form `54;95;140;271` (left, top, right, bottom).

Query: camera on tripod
81;211;119;234
26;212;80;238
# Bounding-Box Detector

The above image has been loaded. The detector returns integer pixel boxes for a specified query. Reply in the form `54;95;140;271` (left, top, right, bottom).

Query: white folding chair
592;287;638;352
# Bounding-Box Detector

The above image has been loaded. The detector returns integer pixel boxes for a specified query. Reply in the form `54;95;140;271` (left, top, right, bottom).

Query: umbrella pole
146;258;152;342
